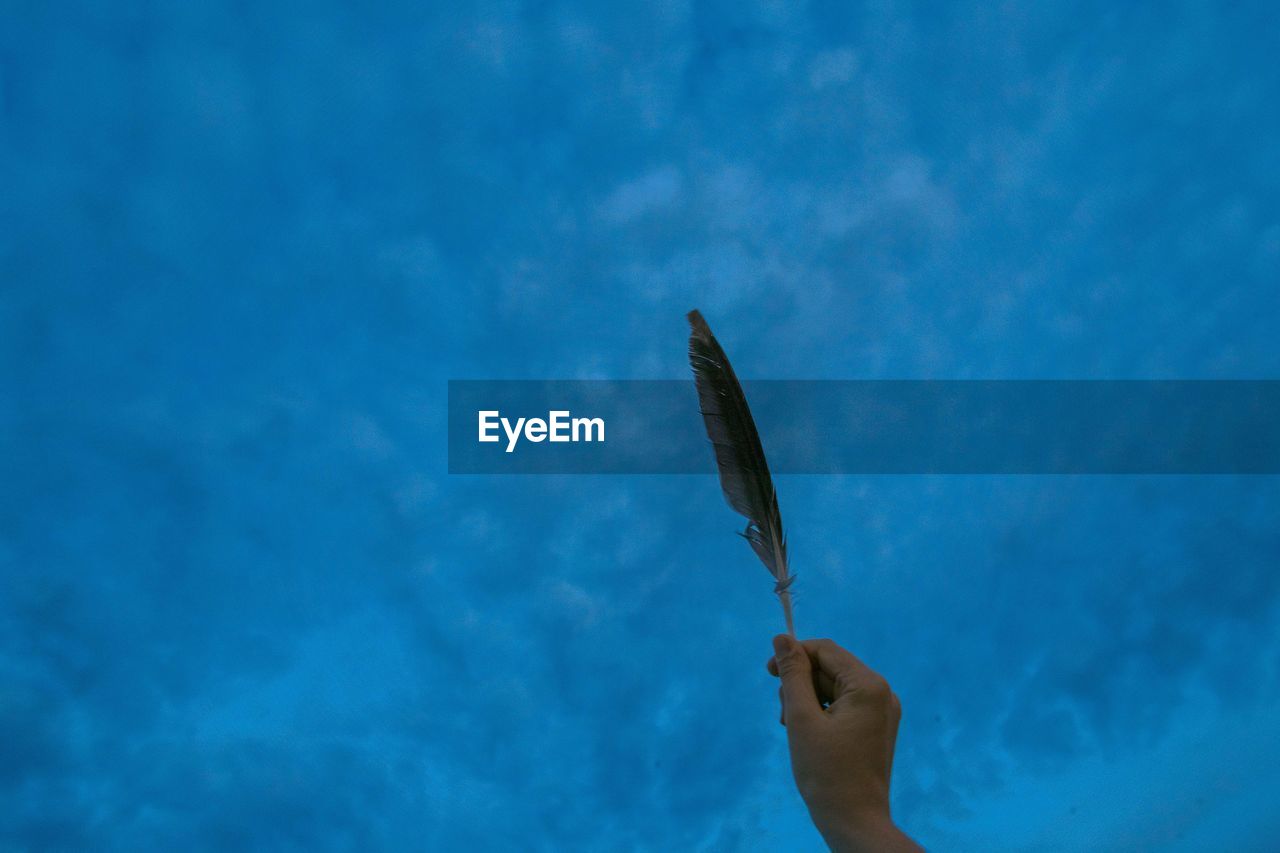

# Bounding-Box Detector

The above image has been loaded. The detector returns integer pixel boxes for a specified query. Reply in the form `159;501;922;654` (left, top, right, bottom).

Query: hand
767;635;920;852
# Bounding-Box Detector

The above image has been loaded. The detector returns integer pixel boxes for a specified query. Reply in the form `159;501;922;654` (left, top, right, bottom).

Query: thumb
773;635;821;725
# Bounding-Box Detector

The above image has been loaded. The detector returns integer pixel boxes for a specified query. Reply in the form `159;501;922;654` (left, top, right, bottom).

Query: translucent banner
447;380;1280;474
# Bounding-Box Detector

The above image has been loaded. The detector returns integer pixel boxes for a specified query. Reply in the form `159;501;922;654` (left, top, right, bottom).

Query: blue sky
3;1;1279;850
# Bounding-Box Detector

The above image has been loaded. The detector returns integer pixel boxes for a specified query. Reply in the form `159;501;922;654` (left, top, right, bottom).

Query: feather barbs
687;309;796;636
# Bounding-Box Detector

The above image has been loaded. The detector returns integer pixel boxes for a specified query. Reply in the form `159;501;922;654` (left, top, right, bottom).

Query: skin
767;635;922;852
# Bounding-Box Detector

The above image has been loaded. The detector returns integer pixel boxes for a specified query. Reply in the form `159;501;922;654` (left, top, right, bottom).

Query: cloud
599;166;685;224
808;48;859;90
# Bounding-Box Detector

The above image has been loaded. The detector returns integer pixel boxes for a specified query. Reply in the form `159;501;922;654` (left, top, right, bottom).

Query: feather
686;309;796;636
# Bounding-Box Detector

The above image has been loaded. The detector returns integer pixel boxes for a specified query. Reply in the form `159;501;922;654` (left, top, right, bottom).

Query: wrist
808;805;917;853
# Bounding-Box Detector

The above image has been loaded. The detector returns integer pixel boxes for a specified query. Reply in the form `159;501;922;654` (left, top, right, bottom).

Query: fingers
886;691;902;780
768;638;885;700
767;656;837;705
768;636;900;736
800;638;891;703
800;638;869;680
771;635;822;726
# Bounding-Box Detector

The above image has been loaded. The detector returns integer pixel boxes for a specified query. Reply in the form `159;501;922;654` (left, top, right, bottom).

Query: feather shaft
686;310;795;636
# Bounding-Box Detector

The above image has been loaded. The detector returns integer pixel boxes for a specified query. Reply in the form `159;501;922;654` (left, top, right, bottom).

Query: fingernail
773;634;793;656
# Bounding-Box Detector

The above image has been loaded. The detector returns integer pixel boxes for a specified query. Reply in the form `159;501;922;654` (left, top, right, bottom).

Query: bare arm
767;635;922;853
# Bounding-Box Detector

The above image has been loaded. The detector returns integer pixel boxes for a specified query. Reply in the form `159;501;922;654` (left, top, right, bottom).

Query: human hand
767;635;920;852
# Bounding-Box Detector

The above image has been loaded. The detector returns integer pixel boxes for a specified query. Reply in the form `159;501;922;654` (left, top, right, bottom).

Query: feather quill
686;310;795;637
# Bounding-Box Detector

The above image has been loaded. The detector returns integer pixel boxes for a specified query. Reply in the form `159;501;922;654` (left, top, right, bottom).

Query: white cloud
808;47;860;90
599;165;684;224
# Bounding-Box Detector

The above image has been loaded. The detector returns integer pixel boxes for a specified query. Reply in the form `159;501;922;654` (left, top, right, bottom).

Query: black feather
687;310;795;635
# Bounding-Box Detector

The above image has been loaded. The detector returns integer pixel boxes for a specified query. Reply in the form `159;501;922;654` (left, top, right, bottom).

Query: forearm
810;807;922;853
